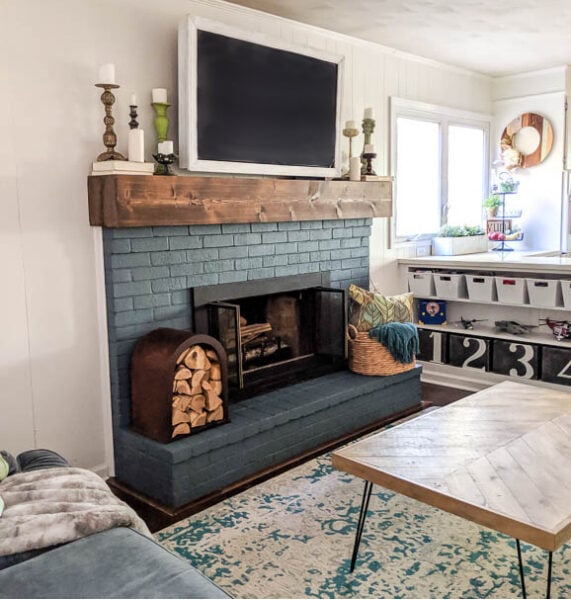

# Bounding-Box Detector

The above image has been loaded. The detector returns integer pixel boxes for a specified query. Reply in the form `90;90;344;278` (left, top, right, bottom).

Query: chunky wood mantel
87;174;392;227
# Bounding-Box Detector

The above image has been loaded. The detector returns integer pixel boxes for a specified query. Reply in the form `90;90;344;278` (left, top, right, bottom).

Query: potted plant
432;224;487;256
484;194;502;218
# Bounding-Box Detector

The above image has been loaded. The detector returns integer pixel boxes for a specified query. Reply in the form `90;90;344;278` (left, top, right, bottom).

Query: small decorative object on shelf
362;143;377;177
361;107;375;174
129;94;139;129
95;63;126;162
498;171;519;193
342;120;359;178
489;178;522;252
418;300;447;325
152;87;170;144
153;140;176;175
127;93;145;163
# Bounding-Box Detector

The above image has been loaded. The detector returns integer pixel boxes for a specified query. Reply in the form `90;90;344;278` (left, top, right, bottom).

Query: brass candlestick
342;126;359;178
361;117;375;174
95;83;126;161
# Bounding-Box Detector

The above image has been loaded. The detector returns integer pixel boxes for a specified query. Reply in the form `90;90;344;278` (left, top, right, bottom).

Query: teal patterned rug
157;446;571;598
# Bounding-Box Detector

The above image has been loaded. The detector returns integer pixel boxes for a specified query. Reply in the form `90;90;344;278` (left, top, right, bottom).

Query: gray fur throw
0;467;151;556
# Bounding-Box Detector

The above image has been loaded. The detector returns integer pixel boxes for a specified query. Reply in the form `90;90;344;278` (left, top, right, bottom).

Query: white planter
432;235;488;256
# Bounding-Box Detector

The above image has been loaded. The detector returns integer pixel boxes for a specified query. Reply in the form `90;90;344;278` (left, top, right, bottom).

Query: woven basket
347;324;416;376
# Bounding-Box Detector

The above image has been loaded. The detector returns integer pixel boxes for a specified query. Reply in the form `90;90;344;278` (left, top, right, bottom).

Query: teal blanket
368;322;419;364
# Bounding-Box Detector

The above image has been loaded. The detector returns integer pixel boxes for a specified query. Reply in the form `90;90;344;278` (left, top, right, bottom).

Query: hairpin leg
350;480;373;572
516;539;554;599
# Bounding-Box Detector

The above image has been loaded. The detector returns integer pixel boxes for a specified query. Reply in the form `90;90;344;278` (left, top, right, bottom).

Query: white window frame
389;97;492;246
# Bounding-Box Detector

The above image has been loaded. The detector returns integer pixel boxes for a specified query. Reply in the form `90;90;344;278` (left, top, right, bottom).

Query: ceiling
225;0;571;77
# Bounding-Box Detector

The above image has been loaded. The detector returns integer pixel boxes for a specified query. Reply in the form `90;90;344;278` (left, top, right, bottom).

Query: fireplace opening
192;273;346;401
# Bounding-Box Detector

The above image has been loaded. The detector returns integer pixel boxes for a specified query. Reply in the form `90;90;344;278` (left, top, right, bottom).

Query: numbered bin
466;274;496;303
495;276;527;305
417;328;448;363
407;271;434;296
541;346;571;386
447;333;491;370
491;339;539;379
526;278;559;308
562;281;571;309
433;273;466;299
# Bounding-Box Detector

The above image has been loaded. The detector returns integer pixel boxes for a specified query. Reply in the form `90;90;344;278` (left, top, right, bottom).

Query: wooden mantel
87;174;392;227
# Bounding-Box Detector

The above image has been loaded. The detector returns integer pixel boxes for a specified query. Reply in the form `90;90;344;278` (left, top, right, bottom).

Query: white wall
0;0;491;474
492;68;567;251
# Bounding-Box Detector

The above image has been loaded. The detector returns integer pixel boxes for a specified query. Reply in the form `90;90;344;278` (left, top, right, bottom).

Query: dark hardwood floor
112;382;471;532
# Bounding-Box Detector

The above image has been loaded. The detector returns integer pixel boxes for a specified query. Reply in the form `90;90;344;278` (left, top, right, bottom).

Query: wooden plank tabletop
332;381;571;551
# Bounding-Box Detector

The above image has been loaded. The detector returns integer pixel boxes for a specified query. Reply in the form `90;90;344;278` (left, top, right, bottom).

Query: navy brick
111;239;131;253
287;230;310;242
333;228;352;239
275;242;298;255
187;274;219;287
275;265;300;277
188;225;221;235
113;281;152;298
152;226;189;236
298;241;319;252
170;263;204;277
342;258;363;269
262;231;287;243
352;226;372;237
187;248;219;262
134;293;171;310
251;223;278;232
112;227;153;238
204;234;234;247
131;266;170;281
151;251;187;266
299;262;320;274
248;267;276;280
330;249;352;260
204;259;235;273
111;253;150;269
153;306;187;321
309;229;332;240
220;246;248;259
351;247;369;258
222;224;251;234
319;239;341;251
169;236;203;250
151;277;187;293
131;238;169;252
263;255;289;267
249;244;276;257
114;308;154;327
341;238;361;249
113;297;134;312
323;219;345;228
112;269;132;283
171;290;190;305
301;221;324;230
311;250;330;262
234;233;262;246
235;257;263;270
288;253;310;264
278;222;301;231
219;271;248;284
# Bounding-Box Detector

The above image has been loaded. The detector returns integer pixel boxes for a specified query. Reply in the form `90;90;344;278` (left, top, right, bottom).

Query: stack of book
90;160;154;176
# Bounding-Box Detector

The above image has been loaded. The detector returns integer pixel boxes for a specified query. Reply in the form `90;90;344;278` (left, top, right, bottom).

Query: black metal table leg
516;539;554;599
350;480;373;572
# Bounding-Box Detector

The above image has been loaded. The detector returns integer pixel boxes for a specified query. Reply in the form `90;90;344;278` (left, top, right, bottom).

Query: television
178;16;344;178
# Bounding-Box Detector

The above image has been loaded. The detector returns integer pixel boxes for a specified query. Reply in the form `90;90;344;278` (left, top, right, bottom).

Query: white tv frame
178;16;344;178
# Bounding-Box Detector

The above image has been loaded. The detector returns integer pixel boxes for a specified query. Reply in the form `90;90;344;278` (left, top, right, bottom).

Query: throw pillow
348;284;414;331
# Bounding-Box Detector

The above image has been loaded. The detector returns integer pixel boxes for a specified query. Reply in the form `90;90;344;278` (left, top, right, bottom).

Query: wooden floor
112;382;469;532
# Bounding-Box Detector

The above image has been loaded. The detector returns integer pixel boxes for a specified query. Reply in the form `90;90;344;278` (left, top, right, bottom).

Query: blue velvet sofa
0;450;229;599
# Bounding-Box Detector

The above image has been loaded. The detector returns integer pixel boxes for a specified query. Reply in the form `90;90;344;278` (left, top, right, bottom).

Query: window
391;98;490;242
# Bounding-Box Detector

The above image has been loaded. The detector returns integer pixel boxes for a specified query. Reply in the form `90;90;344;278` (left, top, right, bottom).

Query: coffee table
332;381;571;598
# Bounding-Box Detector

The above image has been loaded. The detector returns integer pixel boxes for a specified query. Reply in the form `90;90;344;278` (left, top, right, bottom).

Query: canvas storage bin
407;271;434;296
495;276;526;305
433;273;465;299
526;278;559;308
561;280;571;309
466;274;496;303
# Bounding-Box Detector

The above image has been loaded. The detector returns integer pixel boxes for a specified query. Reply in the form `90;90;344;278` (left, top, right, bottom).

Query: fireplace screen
205;286;345;398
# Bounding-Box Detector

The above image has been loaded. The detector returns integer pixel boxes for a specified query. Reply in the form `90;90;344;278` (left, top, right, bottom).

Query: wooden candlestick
95;83;126;161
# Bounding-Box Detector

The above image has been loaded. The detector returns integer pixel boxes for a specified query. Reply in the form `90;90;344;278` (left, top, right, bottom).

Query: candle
364;144;375;154
98;63;115;84
152;88;168;104
364;107;374;119
128;129;145;162
350;157;361;181
345;120;357;130
130;93;137;106
158;140;173;155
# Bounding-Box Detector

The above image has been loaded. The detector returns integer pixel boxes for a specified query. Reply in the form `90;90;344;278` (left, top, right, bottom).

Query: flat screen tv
178;17;344;177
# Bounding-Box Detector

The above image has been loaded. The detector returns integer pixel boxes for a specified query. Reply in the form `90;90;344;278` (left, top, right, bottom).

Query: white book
90;169;154;176
91;160;154;173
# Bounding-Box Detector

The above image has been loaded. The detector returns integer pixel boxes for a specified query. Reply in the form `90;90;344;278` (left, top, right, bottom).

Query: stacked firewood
171;345;224;438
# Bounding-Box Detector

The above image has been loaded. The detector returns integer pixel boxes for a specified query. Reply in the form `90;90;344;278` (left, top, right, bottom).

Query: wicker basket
347;324;416;376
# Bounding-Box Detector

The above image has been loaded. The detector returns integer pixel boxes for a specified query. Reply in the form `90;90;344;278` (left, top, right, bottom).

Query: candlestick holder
342;126;359;178
95;83;126;161
361;117;376;174
153;152;176;176
152;102;171;143
363;152;377;176
129;105;139;130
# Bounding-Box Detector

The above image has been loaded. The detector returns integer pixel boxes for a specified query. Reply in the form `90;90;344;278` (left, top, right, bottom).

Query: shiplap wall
0;0;492;475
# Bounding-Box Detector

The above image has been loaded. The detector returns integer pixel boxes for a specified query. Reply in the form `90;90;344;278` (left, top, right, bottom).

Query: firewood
184;345;211;370
201;379;212;391
172;423;190;438
172;394;192;411
206;405;224;423
174;379;192;395
174;367;192;380
213;380;223;396
210;363;221;381
176;348;190;365
240;315;247;327
190;411;207;428
190;394;206;413
172;409;190;425
191;370;207;395
205;390;223;411
205;349;218;361
240;323;272;344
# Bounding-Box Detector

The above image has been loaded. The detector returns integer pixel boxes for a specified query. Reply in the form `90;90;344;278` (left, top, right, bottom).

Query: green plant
437;224;485;237
484;194;502;209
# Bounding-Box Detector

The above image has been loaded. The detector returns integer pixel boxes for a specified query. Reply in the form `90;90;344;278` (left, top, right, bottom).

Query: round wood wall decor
500;112;554;169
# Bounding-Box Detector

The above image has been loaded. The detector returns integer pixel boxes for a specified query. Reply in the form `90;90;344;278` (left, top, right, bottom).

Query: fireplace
192;273;346;400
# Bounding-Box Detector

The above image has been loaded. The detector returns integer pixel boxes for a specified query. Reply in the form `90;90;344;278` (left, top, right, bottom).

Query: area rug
157;444;571;599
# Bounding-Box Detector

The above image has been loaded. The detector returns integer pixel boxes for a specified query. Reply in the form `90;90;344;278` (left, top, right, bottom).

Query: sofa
0;450;229;599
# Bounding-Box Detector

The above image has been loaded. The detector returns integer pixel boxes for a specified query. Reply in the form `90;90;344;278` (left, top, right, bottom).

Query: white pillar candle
128;129;145;162
130;93;137;106
364;144;375;154
98;63;115;84
350;157;361;181
364;107;374;119
152;88;168;104
158;140;174;155
345;120;357;130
